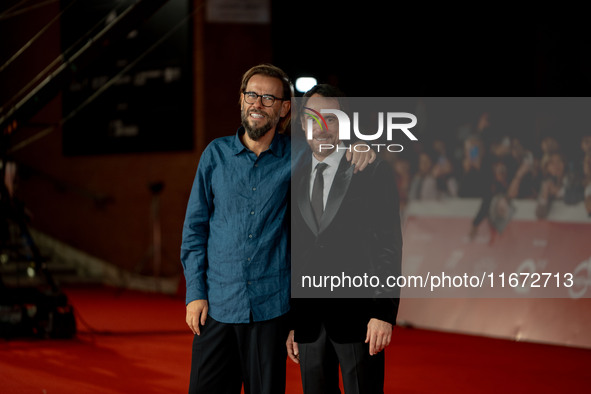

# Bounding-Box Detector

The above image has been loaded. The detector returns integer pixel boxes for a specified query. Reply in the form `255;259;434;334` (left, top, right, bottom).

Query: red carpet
1;285;589;393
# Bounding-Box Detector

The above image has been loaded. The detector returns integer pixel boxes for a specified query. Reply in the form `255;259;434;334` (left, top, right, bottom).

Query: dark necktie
311;162;328;225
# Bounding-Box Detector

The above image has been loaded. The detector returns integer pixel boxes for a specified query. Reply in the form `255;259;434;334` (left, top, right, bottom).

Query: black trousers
298;324;385;394
189;314;288;394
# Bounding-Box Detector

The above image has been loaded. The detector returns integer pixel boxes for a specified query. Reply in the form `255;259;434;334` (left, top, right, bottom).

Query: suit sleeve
366;160;402;325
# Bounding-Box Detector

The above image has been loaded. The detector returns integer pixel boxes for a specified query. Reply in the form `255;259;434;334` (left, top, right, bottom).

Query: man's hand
286;330;300;364
186;299;208;335
365;318;393;356
346;142;377;173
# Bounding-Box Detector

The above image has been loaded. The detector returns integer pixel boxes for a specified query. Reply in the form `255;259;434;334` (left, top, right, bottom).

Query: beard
241;107;278;141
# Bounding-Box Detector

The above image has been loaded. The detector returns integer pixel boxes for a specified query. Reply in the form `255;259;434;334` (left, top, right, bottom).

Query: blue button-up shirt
181;127;296;324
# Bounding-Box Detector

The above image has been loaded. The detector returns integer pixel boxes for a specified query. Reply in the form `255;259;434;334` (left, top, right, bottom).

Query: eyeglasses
243;91;285;107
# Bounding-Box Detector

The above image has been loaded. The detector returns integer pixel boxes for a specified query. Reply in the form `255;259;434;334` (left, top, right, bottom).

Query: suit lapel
297;160;319;236
319;156;353;234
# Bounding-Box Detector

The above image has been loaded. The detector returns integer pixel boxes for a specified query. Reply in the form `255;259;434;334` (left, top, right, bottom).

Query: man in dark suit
286;84;403;393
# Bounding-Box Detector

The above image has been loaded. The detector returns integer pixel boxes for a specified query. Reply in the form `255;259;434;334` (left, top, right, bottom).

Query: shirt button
247;281;252;285
248;234;253;239
250;211;255;215
247;257;251;262
254;164;258;167
252;187;257;191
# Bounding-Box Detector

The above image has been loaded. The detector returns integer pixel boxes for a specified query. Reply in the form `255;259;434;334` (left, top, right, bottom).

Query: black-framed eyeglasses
243;91;285;107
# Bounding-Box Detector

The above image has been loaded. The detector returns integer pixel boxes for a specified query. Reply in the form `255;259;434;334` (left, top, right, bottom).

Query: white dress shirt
309;145;346;209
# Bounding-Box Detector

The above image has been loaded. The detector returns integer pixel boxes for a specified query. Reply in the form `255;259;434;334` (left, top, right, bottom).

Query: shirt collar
233;127;287;157
311;143;346;171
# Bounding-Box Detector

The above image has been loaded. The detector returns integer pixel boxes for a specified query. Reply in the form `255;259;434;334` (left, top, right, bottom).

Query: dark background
0;1;589;278
271;8;590;97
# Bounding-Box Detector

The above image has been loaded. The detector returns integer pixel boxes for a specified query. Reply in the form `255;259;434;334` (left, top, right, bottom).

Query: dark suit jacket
291;154;402;344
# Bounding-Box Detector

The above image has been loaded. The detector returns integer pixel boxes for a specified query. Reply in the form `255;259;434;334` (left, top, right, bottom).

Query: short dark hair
301;83;349;117
303;84;345;98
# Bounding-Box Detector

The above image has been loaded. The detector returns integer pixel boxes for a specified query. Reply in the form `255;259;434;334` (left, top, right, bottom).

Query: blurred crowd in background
382;111;591;228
